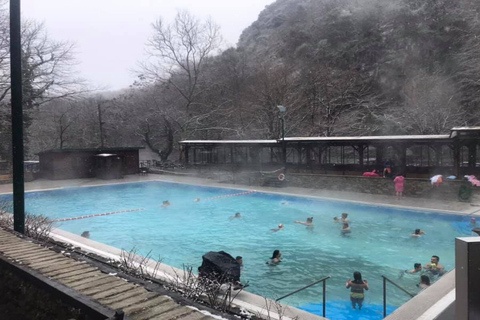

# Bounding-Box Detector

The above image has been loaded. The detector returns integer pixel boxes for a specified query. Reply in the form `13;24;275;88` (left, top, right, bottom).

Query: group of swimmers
403;255;446;288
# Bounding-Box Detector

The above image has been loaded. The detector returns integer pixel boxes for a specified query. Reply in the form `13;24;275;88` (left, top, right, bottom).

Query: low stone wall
170;167;473;202
285;173;468;200
0;263;83;320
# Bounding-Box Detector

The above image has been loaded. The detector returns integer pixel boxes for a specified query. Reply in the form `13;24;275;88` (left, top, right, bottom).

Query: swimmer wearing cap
271;223;284;232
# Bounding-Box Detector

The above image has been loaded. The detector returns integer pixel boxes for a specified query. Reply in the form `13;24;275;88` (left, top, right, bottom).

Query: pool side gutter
50;228;326;320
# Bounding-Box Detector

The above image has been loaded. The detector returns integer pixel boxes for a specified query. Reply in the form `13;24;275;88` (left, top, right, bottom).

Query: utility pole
10;0;25;233
277;106;287;169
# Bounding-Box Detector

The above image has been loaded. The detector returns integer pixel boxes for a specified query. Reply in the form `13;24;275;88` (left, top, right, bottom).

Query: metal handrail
276;276;330;318
382;275;415;318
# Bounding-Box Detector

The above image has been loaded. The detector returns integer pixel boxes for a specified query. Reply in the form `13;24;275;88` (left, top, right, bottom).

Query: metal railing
382;275;415;318
276;276;330;318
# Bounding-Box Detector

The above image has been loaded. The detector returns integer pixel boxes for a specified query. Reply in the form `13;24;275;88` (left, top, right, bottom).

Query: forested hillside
26;0;480;161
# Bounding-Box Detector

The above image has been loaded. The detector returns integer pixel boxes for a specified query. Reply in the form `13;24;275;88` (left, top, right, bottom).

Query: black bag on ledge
198;251;241;284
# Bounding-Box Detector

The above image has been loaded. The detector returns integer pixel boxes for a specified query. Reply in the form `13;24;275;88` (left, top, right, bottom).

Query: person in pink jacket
393;175;405;199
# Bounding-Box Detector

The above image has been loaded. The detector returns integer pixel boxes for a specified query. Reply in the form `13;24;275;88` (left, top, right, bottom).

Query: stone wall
0;263;83;320
175;167;472;202
284;174;468;200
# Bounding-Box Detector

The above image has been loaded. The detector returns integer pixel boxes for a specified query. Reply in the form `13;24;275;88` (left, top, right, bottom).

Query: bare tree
393;71;466;134
139;10;223;160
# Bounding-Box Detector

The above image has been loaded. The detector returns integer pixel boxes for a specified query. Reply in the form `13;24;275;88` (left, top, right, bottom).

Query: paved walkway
0;228;215;320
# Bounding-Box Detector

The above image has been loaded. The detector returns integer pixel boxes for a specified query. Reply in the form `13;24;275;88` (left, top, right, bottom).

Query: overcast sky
21;0;275;90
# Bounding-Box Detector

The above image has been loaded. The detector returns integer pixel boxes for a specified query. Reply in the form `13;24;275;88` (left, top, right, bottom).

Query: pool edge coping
50;228;325;320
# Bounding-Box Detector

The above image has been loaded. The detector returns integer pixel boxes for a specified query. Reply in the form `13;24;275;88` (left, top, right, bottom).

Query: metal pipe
322;279;326;317
382;275;415;297
276;276;330;301
10;0;25;234
383;276;386;318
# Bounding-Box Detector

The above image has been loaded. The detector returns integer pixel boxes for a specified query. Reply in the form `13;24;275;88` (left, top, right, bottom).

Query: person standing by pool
346;271;369;310
266;250;282;265
393;174;405;199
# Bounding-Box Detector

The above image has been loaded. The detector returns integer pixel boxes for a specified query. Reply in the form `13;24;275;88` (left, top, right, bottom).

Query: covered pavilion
179;127;480;178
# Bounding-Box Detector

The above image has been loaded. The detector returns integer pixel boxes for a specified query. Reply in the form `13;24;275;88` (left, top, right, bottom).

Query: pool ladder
382;275;415;318
276;276;330;318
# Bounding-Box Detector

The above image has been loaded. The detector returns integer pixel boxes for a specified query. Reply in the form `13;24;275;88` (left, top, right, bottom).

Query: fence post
456;237;480;319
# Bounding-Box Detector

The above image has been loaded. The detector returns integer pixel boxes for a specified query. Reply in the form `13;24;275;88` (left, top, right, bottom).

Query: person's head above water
272;250;281;259
414;263;422;270
415;229;421;235
278;223;284;228
420;275;430;285
341;213;348;219
236;256;243;266
352;271;363;284
307;217;313;223
333;217;339;221
235;212;241;217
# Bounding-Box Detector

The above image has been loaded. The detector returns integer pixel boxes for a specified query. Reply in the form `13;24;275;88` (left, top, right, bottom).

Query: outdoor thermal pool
4;181;476;320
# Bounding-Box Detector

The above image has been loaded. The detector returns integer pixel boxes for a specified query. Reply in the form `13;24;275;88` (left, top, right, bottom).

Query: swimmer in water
161;200;171;208
411;229;426;237
341;223;351;235
229;212;242;220
194;198;201;202
405;263;423;274
271;223;284;232
294;217;313;226
333;217;340;223
266;250;282;265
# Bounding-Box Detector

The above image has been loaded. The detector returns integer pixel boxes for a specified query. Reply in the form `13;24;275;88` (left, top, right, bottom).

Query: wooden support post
184;146;189;164
359;144;364;167
376;145;384;168
468;143;477;168
399;144;407;175
453;143;460;176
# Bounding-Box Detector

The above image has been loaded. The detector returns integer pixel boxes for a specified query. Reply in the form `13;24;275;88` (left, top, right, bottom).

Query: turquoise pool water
5;181;475;319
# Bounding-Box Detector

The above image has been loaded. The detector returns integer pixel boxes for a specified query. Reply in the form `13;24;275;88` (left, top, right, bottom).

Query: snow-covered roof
180;135;452;145
95;153;117;157
283;135;450;142
451;127;480;131
179;140;277;144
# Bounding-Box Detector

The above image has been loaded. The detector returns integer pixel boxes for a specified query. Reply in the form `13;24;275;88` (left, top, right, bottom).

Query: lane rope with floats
52;208;145;222
201;190;256;202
